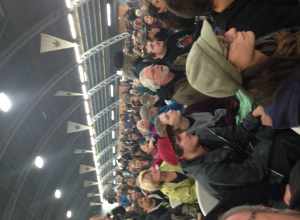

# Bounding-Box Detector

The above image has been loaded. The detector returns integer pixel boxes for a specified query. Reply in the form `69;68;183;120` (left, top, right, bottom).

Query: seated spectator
284;162;300;211
250;72;300;130
136;119;156;137
186;20;300;124
137;162;197;207
145;30;194;69
140;94;160;107
143;0;195;31
139;136;178;166
137;192;172;220
174;112;300;209
143;15;166;29
186;19;300;99
128;157;152;174
219;205;300;220
177;128;272;208
139;64;209;106
139;105;159;122
156;108;227;135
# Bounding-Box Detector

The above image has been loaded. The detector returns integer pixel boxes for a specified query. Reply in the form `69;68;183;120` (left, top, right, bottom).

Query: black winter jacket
211;0;300;37
181;115;273;206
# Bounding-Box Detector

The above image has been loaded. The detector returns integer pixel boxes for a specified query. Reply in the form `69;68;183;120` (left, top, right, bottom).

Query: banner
79;164;96;174
67;121;90;133
83;180;98;187
40;33;77;53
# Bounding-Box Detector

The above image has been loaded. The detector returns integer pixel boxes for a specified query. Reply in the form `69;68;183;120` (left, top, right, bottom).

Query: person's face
176;132;199;152
129;159;149;172
149;106;158;116
143;65;173;86
158;110;181;126
140;141;155;154
131;133;140;140
148;28;161;40
130;191;142;201
133;18;143;29
146;40;166;58
137;196;154;212
144;15;154;25
224;211;300;220
224;28;256;71
127;177;136;187
137;119;150;133
131;96;141;106
151;0;167;13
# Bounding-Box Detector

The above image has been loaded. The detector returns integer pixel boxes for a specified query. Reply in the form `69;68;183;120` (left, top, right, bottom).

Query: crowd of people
95;0;300;219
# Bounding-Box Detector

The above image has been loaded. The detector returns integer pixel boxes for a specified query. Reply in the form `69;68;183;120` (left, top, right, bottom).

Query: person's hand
252;105;273;127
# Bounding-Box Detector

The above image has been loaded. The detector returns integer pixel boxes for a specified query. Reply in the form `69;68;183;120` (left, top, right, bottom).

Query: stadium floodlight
0;92;12;112
74;44;81;64
81;84;88;100
66;210;72;218
84;100;90;115
106;3;111;26
111;130;116;139
54;189;62;199
78;65;87;83
65;0;73;9
68;13;77;39
111;110;115;121
74;149;93;154
34;156;45;169
110;84;114;97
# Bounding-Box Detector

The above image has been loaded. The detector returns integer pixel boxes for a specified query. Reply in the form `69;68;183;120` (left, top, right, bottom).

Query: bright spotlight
65;0;73;9
34;156;44;169
54;189;62;199
0;92;12;112
66;210;72;218
67;13;77;39
110;84;114;97
106;3;111;26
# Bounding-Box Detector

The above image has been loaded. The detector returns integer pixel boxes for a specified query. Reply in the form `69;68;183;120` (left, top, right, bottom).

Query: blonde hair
137;170;160;192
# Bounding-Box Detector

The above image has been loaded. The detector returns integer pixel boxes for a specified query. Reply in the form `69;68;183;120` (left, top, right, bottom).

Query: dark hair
165;125;183;156
153;28;171;41
113;51;125;69
165;0;212;18
243;57;300;106
111;206;126;219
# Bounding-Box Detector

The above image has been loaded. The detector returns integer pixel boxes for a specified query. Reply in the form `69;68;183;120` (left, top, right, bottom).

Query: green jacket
159;162;197;207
